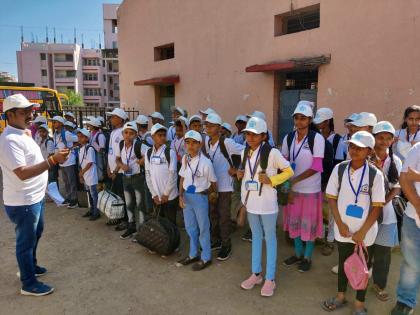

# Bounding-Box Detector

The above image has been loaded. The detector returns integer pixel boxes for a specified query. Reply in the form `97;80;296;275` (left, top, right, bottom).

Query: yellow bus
0;86;63;133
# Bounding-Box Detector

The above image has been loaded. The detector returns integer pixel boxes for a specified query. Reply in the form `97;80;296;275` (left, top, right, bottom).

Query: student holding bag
237;117;293;297
322;131;385;315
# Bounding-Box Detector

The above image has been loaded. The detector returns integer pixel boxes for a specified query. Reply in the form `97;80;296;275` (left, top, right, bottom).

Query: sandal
321;297;348;312
176;256;200;267
372;284;390;301
352;308;368;315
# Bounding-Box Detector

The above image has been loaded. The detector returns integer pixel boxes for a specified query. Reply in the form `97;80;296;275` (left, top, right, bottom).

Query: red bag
344;243;369;290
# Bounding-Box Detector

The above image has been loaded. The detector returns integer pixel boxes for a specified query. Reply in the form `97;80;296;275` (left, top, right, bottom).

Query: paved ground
0;194;419;315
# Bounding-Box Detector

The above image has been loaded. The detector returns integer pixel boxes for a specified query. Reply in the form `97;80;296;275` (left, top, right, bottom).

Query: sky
0;0;122;78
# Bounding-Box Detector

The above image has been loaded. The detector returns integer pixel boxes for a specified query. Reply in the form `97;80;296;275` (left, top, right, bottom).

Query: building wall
118;0;420;134
103;3;119;49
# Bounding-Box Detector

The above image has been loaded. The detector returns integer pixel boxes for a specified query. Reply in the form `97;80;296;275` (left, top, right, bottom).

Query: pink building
117;0;419;140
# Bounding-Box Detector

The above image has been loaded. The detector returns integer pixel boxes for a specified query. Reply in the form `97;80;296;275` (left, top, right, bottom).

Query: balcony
83;80;100;87
102;49;118;59
84;95;102;101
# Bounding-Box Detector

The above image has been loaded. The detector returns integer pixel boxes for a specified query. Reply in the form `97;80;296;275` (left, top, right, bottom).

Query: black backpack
119;137;151;160
203;135;242;169
286;130;334;191
146;145;171;168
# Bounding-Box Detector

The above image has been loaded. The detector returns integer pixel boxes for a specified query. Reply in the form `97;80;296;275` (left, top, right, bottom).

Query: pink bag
344;243;369;290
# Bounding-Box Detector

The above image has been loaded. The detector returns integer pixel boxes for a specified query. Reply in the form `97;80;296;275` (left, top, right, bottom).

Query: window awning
245;55;330;73
134;75;180;86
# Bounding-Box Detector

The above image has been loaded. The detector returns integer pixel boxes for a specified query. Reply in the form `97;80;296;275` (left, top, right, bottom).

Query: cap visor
345;139;369;148
313;117;325;124
351;121;367;127
242;127;264;134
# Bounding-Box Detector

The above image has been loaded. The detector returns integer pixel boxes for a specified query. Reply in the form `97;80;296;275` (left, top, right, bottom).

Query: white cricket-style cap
3;94;34;112
86;117;102;128
34;115;48;124
293;102;314;117
222;122;233;134
150;123;167;135
243;117;267;134
97;116;105;123
149;112;165;121
50;116;66;124
199;107;215;115
346;131;375;149
344;113;359;123
172;106;185;116
184;130;202;142
64;112;75;119
175;116;189;126
188;115;202;126
122;121;138;133
64;121;76;128
205;113;222;125
77;128;90;138
247;110;266;121
372;121;396;136
235;115;248;122
38;123;49;131
313;107;334;124
106;108;129;120
136;114;149;125
352;112;377;127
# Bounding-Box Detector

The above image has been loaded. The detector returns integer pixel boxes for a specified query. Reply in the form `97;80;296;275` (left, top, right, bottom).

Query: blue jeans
247;212;278;280
4;200;45;287
183;193;211;262
123;175;143;226
85;184;99;216
396;214;420;308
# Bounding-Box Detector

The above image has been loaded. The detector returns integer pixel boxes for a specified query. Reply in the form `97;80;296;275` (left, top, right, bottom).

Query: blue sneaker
17;266;47;278
21;281;54;296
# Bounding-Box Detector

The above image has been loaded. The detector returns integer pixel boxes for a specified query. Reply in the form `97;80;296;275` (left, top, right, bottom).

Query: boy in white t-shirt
36;124;55;183
77;128;100;221
322;131;385;315
170;117;188;167
177;130;217;271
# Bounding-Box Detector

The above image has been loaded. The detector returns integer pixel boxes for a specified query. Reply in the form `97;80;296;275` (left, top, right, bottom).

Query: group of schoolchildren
30;102;420;315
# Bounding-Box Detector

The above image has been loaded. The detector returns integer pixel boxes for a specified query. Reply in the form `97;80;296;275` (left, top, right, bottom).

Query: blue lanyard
347;162;367;204
407;128;419;142
247;144;262;180
187;154;201;184
80;146;89;166
292;133;308;162
153;145;165;158
124;143;134;165
209;142;220;162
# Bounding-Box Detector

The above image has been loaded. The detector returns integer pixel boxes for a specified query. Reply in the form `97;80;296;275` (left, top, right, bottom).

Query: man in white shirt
392;143;420;315
0;94;68;296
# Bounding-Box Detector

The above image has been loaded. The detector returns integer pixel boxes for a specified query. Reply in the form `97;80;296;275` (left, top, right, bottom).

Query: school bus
0;86;63;133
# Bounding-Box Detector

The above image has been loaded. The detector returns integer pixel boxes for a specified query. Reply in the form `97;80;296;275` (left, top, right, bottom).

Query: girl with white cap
393;105;420;161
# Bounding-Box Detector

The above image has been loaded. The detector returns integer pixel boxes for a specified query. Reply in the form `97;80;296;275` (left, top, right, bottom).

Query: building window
103;89;107;96
55;70;76;78
154;43;174;61
83;73;98;81
65;54;74;61
112;19;118;34
102;60;105;67
103;75;106;82
54;53;74;62
274;4;320;36
40;53;46;61
83;58;99;66
84;88;101;96
112;41;118;49
41;69;47;76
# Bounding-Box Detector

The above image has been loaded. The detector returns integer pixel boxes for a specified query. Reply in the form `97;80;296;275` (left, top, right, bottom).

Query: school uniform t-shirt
116;140;149;175
0;126;48;206
167;125;176;142
37;137;55;159
233;132;245;145
205;137;245;192
53;130;77;167
281;132;324;193
179;153;217;192
139;131;154;146
90;131;106;152
381;154;402;225
326;162;385;246
394;128;420;161
241;147;290;215
335;134;351;161
79;145;98;186
401;143;420;222
170;136;185;162
107;127;123;173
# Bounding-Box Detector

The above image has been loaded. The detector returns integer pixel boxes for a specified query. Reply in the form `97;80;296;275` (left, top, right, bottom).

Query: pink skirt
283;192;323;241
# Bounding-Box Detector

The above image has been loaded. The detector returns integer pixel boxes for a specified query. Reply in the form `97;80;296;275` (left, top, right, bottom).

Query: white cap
50;116;65;124
149;112;165;121
64;111;75;119
136;114;149;125
123;121;138;133
235;115;248;122
293;102;314;117
38;123;49;131
77;128;90;138
243;117;267;134
222;122;233;134
106;108;128;120
184;130;202;142
313;107;334;124
97;116;105;123
205;113;222;125
372;121;396;136
199;107;215;115
3;94;34;112
172;106;185;116
346;131;375;149
345;113;359;123
151;123;167;135
86;117;101;128
64;121;76;128
34;115;48;124
352;112;377;127
175;116;189;126
188;115;202;126
247;110;266;121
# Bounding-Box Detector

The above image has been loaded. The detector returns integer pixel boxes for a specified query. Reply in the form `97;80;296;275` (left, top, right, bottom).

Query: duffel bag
97;190;125;220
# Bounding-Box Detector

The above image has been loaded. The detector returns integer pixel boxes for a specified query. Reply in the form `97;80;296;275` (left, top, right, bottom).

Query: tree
65;90;84;106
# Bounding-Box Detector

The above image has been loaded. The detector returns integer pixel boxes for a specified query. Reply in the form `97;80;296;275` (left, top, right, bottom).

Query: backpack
146;145;171;168
93;131;107;150
203;136;242;169
78;145;95;167
45;137;53;149
331;133;342;163
286;130;334;191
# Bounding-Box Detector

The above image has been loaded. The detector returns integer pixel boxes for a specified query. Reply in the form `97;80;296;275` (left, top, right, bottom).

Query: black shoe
115;221;128;231
192;260;212;271
175;256;200;267
67;201;78;209
217;245;232;261
391;302;414;315
120;223;136;239
82;211;92;218
283;255;303;267
298;258;312;272
211;240;222;251
61;199;70;206
89;213;100;221
241;229;252;242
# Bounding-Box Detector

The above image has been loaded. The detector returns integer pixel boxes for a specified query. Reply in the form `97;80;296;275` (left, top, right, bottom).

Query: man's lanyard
292;133;308;162
187;154;201;185
247;144;262;180
348;162;367;204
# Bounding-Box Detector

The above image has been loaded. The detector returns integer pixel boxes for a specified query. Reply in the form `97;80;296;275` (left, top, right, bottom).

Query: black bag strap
119;139;124;152
218;136;234;168
45;137;53;148
146;145;171;168
332;133;341;156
